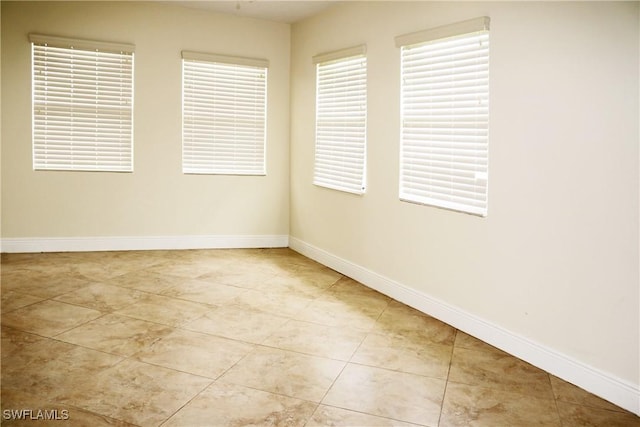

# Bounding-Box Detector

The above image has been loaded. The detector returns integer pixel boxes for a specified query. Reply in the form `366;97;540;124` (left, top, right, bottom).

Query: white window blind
31;34;134;172
313;45;367;194
182;51;268;175
397;17;490;216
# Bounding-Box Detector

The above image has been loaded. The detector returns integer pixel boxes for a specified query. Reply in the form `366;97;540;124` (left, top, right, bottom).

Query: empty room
1;1;639;426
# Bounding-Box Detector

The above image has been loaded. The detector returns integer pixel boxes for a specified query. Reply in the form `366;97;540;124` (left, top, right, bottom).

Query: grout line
437;328;459;426
301;402;322;427
549;373;566;426
316;359;350;407
156;378;215;427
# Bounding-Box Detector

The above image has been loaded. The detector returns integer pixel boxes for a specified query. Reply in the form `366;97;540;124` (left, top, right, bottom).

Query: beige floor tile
256;273;331;298
163;382;317;427
1;300;102;337
134;329;254;378
307;405;426;427
1;291;45;313
556;402;640;427
144;260;228;279
448;346;554;400
271;254;326;273
56;408;138;427
220;346;345;402
200;247;263;258
18;263;79;277
236;256;300;277
1;326;48;360
80;250;167;271
327;277;390;303
196;265;278;290
106;270;183;293
336;290;391;312
1;253;71;269
440;382;561;427
351;332;453;379
2;336;122;400
549;375;628;412
61;359;212;426
226;248;309;270
69;261;135;282
262;319;366;361
293;292;387;331
323;363;446;426
58;251;119;262
0;388;137;427
114;294;213;326
153;248;229;261
184;305;289;344
454;331;503;353
375;301;456;345
230;288;316;317
0;267;32;289
56;313;174;356
287;265;343;288
179;248;256;263
54;282;145;311
160;278;246;305
1;252;67;265
1;271;91;299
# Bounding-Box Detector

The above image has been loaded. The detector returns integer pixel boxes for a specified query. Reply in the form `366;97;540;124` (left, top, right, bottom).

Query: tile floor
1;248;638;427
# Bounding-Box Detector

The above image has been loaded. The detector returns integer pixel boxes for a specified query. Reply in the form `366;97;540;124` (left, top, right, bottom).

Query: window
31;34;134;172
182;52;268;175
397;17;490;216
313;46;367;194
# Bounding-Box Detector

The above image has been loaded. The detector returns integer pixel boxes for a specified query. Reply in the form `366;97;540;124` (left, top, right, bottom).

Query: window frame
313;45;368;195
396;17;490;217
181;51;268;176
30;34;135;173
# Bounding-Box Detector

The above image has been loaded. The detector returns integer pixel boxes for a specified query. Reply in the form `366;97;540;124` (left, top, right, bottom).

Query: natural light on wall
31;34;135;172
182;52;268;175
313;45;367;194
397;17;490;216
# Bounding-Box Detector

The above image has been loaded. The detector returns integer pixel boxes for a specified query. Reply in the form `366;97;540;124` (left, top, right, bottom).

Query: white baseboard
0;234;289;253
289;236;640;416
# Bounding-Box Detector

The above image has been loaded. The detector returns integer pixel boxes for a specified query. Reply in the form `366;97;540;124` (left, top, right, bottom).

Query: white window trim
182;51;268;69
394;16;490;48
397;17;490;217
30;34;135;172
29;34;135;54
313;45;368;195
181;51;268;176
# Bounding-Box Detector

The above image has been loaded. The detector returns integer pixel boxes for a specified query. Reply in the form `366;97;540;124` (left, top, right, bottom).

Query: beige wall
1;1;291;238
290;2;639;388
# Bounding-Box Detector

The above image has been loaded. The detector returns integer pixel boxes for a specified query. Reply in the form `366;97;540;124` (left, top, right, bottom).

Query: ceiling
169;1;337;24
